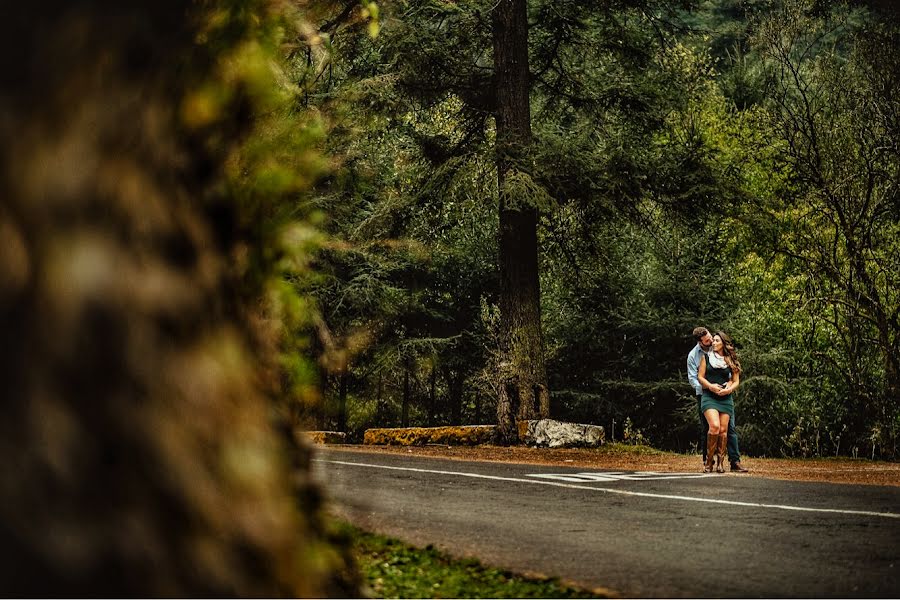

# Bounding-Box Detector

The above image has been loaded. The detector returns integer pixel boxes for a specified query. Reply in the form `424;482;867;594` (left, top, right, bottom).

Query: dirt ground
327;443;900;487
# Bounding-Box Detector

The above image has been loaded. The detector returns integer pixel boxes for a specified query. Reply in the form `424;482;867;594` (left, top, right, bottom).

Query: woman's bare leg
704;409;720;472
716;414;730;473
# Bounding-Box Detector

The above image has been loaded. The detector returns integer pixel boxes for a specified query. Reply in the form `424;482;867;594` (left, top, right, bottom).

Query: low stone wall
363;419;604;448
363;425;496;446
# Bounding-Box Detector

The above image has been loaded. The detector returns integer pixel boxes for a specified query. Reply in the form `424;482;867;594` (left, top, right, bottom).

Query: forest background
297;0;900;460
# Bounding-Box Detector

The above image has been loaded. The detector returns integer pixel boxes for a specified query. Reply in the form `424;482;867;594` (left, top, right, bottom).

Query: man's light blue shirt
687;343;705;397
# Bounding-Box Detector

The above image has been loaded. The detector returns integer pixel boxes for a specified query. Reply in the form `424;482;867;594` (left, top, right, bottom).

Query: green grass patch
594;442;667;455
335;521;606;598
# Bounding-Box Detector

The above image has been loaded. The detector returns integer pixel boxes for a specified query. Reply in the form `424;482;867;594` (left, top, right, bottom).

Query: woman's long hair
715;331;742;375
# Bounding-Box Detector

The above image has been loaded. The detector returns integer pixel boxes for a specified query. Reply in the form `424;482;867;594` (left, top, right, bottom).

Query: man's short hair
693;327;709;341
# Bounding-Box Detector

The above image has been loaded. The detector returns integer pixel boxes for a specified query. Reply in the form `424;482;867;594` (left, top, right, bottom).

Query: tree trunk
0;2;358;595
317;376;329;431
402;355;411;427
492;0;549;444
375;372;385;422
337;371;348;433
428;362;437;426
449;371;464;425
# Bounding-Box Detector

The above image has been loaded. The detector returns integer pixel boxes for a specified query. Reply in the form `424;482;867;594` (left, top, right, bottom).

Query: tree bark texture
428;363;437;426
375;372;385;420
338;372;348;432
402;355;411;427
447;369;464;425
0;2;357;596
492;0;549;444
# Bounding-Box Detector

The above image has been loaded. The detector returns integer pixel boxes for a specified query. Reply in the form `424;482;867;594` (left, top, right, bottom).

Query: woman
697;331;742;473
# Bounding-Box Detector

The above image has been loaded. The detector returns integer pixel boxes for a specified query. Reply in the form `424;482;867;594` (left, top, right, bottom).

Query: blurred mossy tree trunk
0;0;360;595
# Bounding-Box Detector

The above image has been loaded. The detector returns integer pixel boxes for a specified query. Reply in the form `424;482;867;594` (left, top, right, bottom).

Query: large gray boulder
521;419;605;448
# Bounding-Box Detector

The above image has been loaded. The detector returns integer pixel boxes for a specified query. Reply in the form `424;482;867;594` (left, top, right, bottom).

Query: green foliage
734;0;900;456
339;522;604;598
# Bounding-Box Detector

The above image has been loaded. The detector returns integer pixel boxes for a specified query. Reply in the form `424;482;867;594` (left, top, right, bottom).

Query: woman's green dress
700;353;734;418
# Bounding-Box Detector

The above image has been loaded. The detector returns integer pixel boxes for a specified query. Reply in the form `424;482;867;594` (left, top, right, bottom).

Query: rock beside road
519;419;605;448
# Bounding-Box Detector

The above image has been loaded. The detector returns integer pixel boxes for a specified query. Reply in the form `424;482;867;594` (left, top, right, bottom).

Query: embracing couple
687;327;749;474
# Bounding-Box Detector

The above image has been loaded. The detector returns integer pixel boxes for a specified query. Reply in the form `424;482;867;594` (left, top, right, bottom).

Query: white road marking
527;472;712;482
315;459;900;520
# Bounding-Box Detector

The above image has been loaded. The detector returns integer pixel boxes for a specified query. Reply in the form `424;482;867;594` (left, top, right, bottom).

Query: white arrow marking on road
527;471;713;482
315;459;900;520
526;473;625;482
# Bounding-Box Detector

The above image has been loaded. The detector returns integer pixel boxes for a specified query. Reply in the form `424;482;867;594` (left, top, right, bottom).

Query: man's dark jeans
698;395;741;464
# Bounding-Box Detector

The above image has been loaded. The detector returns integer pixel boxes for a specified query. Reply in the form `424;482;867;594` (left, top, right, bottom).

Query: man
687;327;749;472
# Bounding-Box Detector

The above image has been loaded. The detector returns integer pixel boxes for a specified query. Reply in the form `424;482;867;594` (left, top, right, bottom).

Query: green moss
336;522;606;599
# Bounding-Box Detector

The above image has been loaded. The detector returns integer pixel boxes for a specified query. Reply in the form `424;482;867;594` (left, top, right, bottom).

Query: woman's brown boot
716;433;727;473
704;432;718;473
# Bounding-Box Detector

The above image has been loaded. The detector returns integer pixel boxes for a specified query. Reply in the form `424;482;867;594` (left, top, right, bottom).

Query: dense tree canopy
298;0;899;459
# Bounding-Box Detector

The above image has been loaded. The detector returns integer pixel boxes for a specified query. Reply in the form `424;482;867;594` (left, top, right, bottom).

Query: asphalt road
312;447;900;598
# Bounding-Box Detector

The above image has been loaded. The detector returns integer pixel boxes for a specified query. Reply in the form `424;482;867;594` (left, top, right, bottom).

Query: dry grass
326;443;900;487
